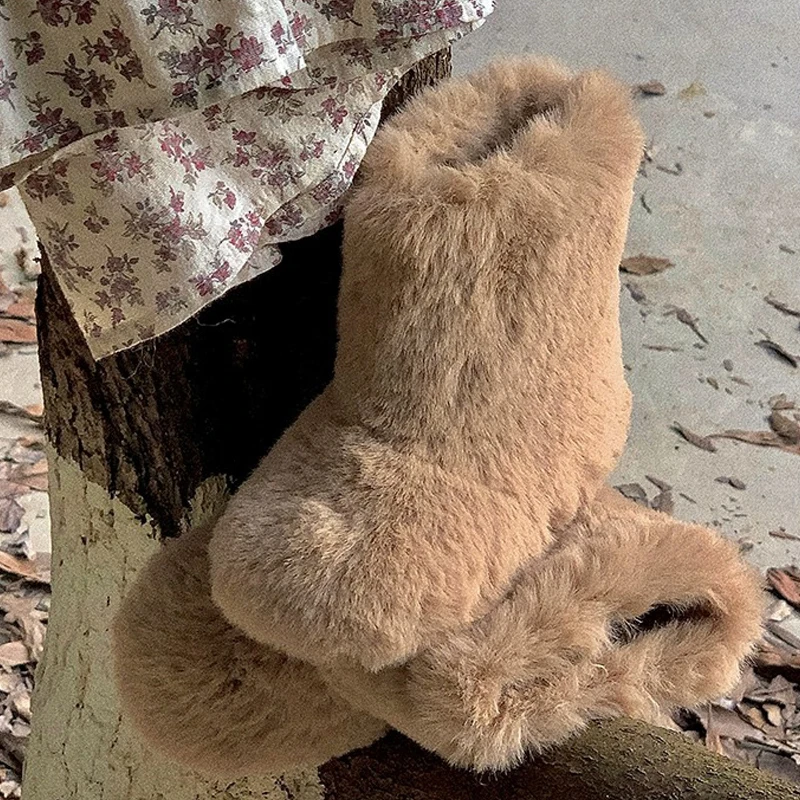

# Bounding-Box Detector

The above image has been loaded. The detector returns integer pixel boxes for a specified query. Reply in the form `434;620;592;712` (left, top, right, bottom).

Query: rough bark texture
321;725;800;800
27;45;797;800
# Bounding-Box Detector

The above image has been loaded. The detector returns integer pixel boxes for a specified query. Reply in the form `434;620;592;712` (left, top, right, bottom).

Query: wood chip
756;339;798;368
715;476;746;490
764;295;800;318
620;255;674;275
779;244;797;255
637;80;667;96
672;422;717;452
643;344;682;352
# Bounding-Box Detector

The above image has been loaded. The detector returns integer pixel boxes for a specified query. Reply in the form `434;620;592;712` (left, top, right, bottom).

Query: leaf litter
0;424;49;795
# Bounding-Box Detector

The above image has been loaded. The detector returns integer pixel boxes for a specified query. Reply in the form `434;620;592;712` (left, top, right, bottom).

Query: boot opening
609;602;715;646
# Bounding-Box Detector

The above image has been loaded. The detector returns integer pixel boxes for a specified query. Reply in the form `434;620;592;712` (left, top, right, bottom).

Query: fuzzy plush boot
112;526;386;776
208;58;645;673
321;487;764;771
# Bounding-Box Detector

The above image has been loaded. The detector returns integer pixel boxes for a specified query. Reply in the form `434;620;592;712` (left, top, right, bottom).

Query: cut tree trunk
24;47;799;800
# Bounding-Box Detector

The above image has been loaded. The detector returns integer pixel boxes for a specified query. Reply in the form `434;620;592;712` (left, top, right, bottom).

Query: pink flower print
231;35;265;73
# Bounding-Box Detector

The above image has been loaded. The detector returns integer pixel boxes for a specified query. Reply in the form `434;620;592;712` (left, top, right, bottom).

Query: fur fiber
321;487;764;770
208;58;644;671
112;525;386;776
112;57;764;776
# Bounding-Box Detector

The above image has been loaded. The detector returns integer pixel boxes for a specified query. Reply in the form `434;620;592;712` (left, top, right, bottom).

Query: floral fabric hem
0;1;492;358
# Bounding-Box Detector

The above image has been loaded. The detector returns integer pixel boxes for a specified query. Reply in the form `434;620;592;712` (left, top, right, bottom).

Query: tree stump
25;47;799;800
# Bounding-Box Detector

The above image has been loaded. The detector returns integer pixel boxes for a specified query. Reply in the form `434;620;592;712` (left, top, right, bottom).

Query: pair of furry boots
113;58;763;776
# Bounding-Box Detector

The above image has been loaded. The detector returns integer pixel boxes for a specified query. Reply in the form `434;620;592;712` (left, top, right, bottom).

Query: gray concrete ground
0;1;798;576
454;0;800;575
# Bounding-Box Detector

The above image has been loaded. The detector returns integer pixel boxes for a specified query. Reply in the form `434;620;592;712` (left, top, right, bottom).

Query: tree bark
24;46;798;800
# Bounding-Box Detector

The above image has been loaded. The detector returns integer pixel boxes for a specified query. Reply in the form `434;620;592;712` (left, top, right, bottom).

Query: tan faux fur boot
208;58;644;672
112;526;386;776
321;487;764;771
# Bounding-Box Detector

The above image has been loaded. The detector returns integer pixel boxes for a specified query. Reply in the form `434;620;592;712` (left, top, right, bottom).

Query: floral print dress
0;0;492;357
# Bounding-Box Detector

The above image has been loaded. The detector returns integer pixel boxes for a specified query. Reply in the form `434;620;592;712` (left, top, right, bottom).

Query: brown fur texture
112;57;764;777
112;525;386;777
208;58;644;671
322;487;764;770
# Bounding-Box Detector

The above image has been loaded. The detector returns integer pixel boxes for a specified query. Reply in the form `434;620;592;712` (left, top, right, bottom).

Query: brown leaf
0;594;47;661
0;402;41;424
645;475;672;492
769;529;800;542
0;498;24;534
0;552;49;585
672;422;717;452
673;307;708;343
767;568;800;609
769;411;800;444
679;80;707;99
764;295;800;318
745;675;796;708
0;320;35;345
637;80;667;96
715;476;746;490
6;461;48;492
712;429;798;452
651;490;674;515
0;642;29;669
756;339;798;368
1;298;35;322
614;483;649;505
769;394;796;411
620;255;674;275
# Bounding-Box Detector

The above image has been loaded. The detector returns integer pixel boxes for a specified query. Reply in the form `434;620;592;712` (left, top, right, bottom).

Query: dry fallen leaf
636;80;667;96
672;422;718;452
0;402;41;424
770;529;800;542
672;307;709;343
765;295;800;319
0;500;24;535
711;428;800;456
679;80;707;99
0;320;35;345
0;643;28;670
620;255;674;275
757;339;799;369
0;595;47;662
767;568;800;610
614;483;649;506
769;411;800;444
646;475;672;492
770;394;796;411
0;552;49;585
651;491;674;515
715;476;747;490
